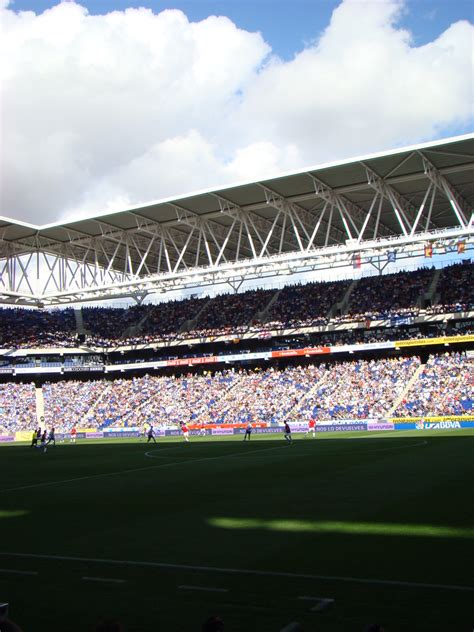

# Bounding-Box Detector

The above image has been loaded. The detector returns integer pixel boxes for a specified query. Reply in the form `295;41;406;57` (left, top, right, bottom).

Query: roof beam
419;151;471;228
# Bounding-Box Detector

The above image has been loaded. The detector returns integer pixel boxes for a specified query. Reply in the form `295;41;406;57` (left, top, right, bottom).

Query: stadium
0;134;473;632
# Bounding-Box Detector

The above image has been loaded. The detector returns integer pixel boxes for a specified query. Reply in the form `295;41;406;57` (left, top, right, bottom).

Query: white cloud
0;0;472;224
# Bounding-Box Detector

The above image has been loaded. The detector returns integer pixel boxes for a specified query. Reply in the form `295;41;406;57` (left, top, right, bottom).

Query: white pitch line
178;585;228;593
82;576;126;584
0;440;427;495
298;596;335;611
0;462;181;494
146;439;428;461
280;623;301;632
0;568;38;576
298;595;333;600
0;445;287;495
0;552;472;593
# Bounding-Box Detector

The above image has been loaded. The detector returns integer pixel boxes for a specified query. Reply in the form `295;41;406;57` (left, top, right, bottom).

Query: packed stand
394;352;473;417
339;268;434;322
0;307;77;348
427;262;474;314
42;379;110;432
294;356;422;420
206;364;326;425
2;350;473;434
105;371;241;428
87;374;169;428
0;382;36;435
86;365;326;428
84;297;207;346
192;288;275;338
261;279;350;330
82;305;148;346
2;264;471;351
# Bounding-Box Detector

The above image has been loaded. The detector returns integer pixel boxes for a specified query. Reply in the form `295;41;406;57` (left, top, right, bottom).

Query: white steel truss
0;148;472;306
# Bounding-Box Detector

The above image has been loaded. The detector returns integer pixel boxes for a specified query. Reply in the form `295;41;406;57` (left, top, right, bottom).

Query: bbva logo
425;421;461;429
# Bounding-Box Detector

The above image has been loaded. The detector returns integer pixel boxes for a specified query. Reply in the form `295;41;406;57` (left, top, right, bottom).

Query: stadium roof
1;134;473;306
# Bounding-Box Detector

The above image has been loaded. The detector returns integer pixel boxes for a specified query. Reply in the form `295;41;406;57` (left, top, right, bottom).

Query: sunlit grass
0;510;29;519
209;517;474;538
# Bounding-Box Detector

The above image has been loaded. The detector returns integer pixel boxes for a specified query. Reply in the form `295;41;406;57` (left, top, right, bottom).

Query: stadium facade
0;135;472;436
0;134;472;307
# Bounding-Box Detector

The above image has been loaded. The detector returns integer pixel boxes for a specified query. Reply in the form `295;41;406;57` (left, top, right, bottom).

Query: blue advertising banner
394;420;474;431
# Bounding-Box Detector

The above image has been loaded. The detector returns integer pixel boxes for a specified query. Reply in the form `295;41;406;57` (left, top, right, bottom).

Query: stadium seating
0;307;77;348
0;382;36;435
0;264;472;350
1;352;471;433
394;352;473;417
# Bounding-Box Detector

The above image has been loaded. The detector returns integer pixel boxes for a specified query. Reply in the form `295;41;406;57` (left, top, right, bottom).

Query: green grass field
0;430;473;631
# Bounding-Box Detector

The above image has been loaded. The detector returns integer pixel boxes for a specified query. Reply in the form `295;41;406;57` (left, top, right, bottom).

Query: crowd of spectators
338;268;434;322
426;262;474;314
294;356;422;420
261;279;350;330
81;305;146;344
83;297;208;346
42;379;110;432
2;351;471;433
0;307;77;349
394;352;473;417
79;267;446;347
190;288;274;338
0;382;36;435
191;364;325;426
0;263;472;350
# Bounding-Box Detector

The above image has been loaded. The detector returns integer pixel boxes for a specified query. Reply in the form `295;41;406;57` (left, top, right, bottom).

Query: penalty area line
0;552;472;593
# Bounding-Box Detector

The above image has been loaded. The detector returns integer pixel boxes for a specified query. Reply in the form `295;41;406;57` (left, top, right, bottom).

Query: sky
1;0;473;226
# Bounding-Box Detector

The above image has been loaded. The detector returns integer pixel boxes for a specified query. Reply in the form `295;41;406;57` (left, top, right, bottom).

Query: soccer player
31;428;39;448
40;429;48;452
306;418;316;438
284;421;292;444
243;422;252;441
70;426;77;443
181;421;190;442
146;426;157;444
46;427;56;447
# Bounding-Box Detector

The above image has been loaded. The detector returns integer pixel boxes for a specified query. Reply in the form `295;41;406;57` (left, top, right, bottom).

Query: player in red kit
180;421;190;442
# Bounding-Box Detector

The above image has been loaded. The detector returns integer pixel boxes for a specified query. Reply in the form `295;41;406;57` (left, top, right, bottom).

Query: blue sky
7;0;474;61
2;0;473;223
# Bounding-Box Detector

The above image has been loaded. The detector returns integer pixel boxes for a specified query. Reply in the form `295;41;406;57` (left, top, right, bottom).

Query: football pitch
0;430;473;631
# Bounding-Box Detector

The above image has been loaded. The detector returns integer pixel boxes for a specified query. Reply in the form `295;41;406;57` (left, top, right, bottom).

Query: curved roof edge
2;132;473;231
